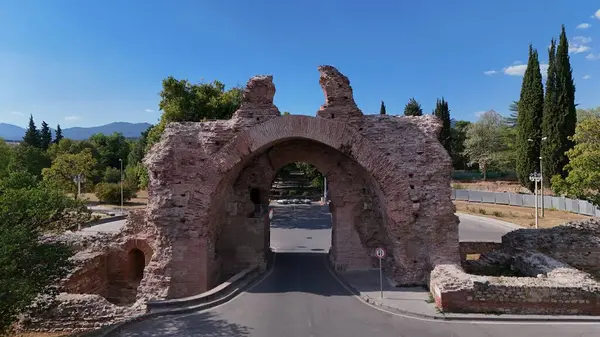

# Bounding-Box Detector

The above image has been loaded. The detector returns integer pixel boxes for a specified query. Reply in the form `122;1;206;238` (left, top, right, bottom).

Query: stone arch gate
138;66;459;300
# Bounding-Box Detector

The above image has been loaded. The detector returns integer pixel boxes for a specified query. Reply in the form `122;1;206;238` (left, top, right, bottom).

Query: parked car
302;199;312;204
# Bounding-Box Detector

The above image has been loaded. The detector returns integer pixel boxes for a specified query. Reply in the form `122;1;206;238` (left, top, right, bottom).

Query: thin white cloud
577;23;591;29
10;111;24;116
502;64;549;77
583;75;592;80
586;53;600;60
144;108;154;113
512;60;523;65
570;45;591;54
64;116;81;121
484;70;498;75
573;36;592;44
596;9;600;19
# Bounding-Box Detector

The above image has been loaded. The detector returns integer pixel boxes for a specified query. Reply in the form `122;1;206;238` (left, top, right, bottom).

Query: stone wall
502;218;600;279
431;218;600;315
459;241;502;260
141;65;458;298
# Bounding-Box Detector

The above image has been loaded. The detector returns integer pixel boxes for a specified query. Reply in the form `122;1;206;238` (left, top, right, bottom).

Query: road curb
325;257;600;323
88;264;266;336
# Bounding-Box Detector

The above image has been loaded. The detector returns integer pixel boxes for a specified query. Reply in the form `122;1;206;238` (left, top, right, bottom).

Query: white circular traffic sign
268;209;274;220
375;247;385;259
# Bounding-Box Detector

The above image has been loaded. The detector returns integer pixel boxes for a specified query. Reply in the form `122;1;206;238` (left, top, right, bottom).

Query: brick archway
141;65;459;299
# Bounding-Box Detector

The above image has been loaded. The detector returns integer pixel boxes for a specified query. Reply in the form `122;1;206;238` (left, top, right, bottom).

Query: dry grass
451;180;555;196
81;190;148;210
454;200;589;228
466;254;480;260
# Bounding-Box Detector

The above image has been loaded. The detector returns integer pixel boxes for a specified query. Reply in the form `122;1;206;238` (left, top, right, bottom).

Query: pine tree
40;121;52;150
380;101;386;115
505;101;519;127
23;115;41;148
433;97;452;154
541;38;559;184
404;98;423;116
516;45;544;192
545;25;577;180
54;124;64;144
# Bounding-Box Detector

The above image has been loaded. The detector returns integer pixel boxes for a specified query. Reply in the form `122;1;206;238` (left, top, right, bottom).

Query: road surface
112;205;599;337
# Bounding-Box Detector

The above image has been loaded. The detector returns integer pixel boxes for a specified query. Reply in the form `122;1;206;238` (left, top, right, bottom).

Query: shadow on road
269;205;332;230
117;311;252;337
247;252;350;297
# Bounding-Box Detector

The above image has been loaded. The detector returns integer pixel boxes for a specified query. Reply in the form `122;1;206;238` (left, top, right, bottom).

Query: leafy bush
103;167;121;184
0;173;92;334
302;191;311;197
94;182;135;204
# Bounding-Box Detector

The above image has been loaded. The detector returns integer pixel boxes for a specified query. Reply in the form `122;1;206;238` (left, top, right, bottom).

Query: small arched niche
128;248;146;282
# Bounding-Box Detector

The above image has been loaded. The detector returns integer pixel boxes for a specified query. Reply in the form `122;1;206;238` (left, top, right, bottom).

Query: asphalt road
113;205;599;337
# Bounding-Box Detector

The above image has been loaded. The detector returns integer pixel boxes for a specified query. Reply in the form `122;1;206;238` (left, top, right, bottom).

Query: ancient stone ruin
21;65;461;331
434;218;600;315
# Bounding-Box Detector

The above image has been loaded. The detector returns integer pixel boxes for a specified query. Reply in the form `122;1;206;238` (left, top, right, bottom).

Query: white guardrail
451;189;600;217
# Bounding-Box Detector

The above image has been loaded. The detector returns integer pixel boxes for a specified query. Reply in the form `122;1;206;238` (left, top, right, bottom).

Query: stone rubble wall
431;218;600;315
22;211;157;332
459;241;502;260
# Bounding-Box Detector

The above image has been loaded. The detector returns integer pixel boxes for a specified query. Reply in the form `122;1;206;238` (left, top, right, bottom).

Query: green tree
8;144;51;177
450;120;471;170
40;121;52;151
505;101;519;127
380;101;387;115
403;98;423;116
433;97;451;154
551;116;600;205
54;124;64;144
103;166;122;184
94;182;135;204
541;38;559;186
282;111;291;116
577;107;600;122
0;138;14;178
545;25;577;181
41;149;97;196
0;173;92;334
516;45;544;191
89;132;130;170
23;115;41;148
145;77;243;151
463;111;506;180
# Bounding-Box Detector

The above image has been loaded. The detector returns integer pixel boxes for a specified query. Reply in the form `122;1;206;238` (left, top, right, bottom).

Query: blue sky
1;0;599;128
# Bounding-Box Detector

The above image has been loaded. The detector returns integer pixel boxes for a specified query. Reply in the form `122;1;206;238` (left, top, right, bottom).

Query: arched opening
128;248;146;282
210;137;391;284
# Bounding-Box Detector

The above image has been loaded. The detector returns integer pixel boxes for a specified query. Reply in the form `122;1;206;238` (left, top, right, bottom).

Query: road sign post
375;247;385;299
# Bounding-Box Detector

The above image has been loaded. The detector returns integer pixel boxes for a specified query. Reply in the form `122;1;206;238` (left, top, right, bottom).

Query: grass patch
426;293;435;303
454;200;589;229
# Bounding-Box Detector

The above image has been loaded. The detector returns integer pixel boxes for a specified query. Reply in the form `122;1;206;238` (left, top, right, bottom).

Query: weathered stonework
21;210;156;332
141;65;458;299
431;218;600;315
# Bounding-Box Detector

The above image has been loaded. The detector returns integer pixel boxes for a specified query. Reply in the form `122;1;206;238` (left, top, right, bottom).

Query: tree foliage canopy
551;116;600;206
403;98;423;116
463;111;506;179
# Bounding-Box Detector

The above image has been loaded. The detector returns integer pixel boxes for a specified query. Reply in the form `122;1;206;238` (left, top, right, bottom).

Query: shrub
103;167;121;184
491;211;504;217
302;191;311;197
477;208;487;215
94;182;135;204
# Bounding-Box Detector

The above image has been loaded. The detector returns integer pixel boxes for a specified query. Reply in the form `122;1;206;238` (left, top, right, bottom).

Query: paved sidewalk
337;269;600;322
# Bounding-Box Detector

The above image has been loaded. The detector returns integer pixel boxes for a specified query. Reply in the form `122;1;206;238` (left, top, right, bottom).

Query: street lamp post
528;137;548;217
119;158;123;214
529;172;542;229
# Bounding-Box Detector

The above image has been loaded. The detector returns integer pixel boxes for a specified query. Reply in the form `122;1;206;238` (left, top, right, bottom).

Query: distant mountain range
0;122;152;141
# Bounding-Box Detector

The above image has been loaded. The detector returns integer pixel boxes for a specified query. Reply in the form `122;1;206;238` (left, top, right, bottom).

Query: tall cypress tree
23;115;41;148
541;38;560;183
54;124;64;144
516;45;544;191
433;97;452;154
404;98;423;116
380;101;386;115
547;25;577;179
40;121;52;150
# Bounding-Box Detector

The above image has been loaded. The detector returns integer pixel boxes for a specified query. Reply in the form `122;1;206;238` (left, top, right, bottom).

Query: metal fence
451;189;600;217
